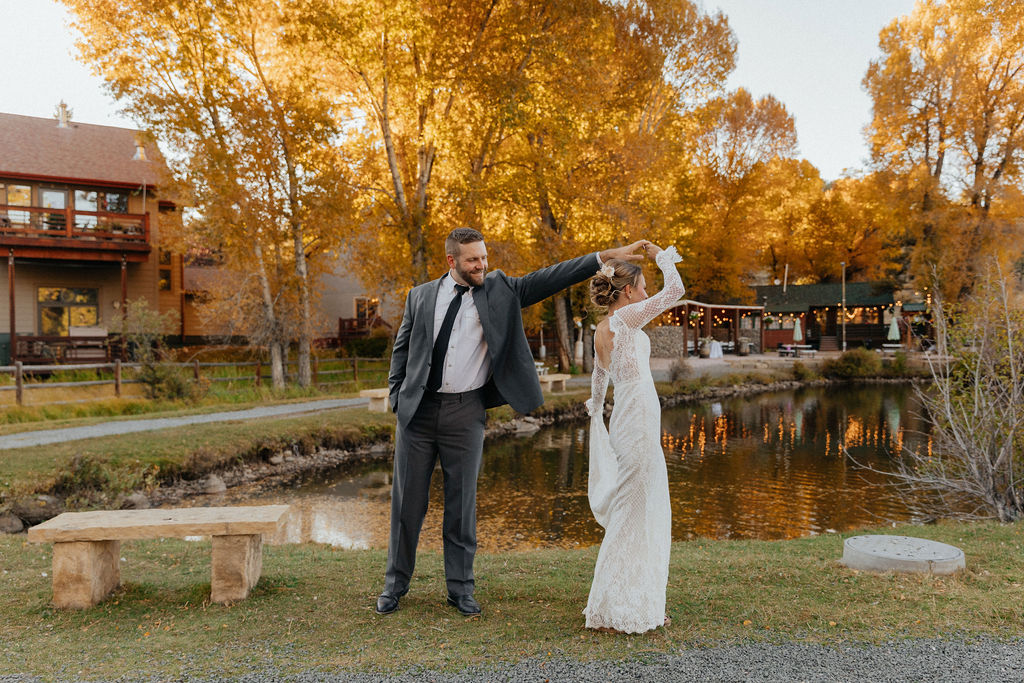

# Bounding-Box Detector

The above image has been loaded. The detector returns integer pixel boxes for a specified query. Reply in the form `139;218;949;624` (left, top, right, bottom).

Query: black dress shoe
446;593;481;616
375;592;401;615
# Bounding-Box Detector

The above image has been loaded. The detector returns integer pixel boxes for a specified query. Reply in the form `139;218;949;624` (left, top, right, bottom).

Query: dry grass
0;521;1021;679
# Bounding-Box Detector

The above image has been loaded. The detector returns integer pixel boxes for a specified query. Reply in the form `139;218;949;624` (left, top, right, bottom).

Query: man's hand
599;240;648;263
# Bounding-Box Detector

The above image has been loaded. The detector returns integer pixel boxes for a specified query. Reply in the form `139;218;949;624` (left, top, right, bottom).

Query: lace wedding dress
583;246;685;633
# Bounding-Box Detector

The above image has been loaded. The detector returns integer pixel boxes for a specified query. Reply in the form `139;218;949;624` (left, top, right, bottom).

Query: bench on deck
359;388;391;412
538;373;571;392
28;505;291;609
881;343;904;355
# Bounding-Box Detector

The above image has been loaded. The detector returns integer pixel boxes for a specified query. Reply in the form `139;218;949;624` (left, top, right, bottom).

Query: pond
195;384;929;552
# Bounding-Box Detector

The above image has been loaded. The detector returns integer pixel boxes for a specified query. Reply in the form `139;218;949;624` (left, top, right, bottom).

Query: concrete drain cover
841;535;965;575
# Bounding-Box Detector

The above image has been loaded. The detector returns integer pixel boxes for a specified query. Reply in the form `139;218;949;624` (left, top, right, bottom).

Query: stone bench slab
29;505;290;608
359;388;391;413
539;373;571;392
28;505;291;543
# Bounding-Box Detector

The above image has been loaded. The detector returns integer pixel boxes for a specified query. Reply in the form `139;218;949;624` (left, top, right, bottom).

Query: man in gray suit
377;227;645;616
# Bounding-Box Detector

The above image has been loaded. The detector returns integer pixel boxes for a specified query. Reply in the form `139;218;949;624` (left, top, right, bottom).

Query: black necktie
427;283;470;392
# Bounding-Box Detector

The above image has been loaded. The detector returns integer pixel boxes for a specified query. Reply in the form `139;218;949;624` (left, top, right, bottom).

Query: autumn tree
63;0;348;389
680;88;798;302
864;0;1024;299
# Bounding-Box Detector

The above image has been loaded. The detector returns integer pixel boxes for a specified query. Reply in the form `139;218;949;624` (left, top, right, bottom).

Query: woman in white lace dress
583;242;684;634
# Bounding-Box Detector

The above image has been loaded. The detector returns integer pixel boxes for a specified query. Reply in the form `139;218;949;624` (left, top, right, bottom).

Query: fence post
312;356;319;388
352;357;359;384
193;359;200;381
255;360;262;387
114;359;122;398
14;361;22;406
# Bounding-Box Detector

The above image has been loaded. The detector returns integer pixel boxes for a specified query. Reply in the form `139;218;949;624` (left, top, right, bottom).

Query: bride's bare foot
663;615;672;627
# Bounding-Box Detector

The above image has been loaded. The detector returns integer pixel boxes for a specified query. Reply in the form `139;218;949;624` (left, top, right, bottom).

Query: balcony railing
0;204;149;243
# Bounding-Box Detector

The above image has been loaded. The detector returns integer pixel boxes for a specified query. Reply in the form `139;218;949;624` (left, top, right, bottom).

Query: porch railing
0;204;148;242
13;336;118;364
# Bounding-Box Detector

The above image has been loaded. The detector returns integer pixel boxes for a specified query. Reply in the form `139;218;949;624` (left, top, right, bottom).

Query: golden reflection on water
189;386;930;551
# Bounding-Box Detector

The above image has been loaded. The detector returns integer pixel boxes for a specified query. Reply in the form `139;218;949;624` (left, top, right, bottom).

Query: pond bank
0;373;926;529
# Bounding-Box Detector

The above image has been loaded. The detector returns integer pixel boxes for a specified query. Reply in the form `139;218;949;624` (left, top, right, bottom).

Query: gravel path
0;398;366;450
2;638;1022;682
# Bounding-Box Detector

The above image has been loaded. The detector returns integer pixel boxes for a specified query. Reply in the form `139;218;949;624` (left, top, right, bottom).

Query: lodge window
355;296;379;323
103;192;128;213
3;184;31;228
159;268;172;291
41;189;67;231
75;190;99;230
37;287;99;336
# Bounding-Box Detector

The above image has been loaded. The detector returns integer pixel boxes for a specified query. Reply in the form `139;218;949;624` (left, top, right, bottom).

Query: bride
584;241;684;634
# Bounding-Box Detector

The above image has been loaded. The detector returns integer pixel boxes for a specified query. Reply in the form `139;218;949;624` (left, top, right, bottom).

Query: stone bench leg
551;379;565;391
211;534;263;603
51;540;121;609
367;396;389;412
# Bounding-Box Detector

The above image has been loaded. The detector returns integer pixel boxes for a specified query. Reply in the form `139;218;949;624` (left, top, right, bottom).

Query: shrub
821;348;881;379
668;357;691;383
346;336;390;358
791;360;818;381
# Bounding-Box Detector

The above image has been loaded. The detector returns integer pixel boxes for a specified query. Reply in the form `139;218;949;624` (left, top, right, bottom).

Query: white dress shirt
432;274;490;393
432;254;602;393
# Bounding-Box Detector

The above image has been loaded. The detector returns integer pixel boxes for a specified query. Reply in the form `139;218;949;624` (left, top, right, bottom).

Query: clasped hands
600;240;663;263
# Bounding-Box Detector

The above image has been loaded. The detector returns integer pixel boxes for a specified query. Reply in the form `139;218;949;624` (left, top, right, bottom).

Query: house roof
0;112;164;189
753;282;896;313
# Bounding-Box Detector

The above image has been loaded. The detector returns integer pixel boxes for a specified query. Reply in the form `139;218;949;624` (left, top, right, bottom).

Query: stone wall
647;325;687;358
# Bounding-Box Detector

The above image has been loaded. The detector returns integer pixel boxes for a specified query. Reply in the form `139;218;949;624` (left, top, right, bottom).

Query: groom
377;227;645;616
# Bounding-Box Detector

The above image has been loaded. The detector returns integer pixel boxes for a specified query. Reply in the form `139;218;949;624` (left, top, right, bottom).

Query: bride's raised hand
643;242;663;259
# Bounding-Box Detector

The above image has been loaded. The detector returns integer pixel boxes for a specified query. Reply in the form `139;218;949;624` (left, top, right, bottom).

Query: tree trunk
254;242;285;390
292;223;312;388
553;293;572;371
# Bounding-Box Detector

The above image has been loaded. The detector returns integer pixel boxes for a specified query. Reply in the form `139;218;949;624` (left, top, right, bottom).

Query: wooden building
0;109;181;364
753;282;897;351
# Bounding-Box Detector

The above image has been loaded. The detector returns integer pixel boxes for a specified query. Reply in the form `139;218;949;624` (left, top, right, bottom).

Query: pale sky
2;0;917;181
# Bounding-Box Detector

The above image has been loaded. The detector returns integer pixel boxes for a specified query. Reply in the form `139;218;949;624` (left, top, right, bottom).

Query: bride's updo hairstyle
590;259;642;308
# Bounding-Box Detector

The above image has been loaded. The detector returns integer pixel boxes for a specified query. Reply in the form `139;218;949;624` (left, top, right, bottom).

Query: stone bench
27;505;291;609
359;388;391;412
538;373;571;392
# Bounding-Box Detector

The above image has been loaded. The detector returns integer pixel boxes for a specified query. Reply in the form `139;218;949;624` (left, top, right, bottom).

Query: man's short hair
445;228;485;257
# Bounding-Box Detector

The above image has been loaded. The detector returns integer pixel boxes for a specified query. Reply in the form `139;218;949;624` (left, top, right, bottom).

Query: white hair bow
600;264;615;278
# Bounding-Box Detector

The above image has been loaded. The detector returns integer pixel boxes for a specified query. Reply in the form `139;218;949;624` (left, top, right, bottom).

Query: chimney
133;138;148;161
55;101;72;128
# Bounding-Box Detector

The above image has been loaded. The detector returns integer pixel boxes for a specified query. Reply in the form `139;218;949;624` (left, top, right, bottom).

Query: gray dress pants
384;389;486;597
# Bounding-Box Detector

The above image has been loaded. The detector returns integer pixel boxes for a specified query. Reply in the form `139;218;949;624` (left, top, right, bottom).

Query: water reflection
195;385;928;550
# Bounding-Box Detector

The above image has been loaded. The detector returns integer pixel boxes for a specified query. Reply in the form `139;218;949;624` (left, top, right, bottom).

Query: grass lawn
0;522;1021;679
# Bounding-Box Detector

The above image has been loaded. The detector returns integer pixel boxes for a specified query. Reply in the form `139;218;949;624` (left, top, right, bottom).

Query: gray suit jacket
389;252;600;427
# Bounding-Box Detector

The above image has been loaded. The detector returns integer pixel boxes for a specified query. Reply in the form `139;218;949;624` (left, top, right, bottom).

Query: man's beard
455;264;486;287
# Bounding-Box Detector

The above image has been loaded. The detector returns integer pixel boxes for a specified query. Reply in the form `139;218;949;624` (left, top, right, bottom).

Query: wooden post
114;359;121;398
193;359;200;380
734;309;740;351
8;249;15;363
255;360;262;387
312;356;319;388
15;361;23;406
682;303;689;356
352;357;359;384
120;253;127;310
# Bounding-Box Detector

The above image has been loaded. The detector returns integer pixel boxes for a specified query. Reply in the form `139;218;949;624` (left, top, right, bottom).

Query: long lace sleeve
585;361;609;417
586;359;615;528
614;246;685;330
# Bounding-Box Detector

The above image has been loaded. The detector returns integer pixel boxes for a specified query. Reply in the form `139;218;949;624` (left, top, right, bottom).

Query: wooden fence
0;357;389;406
